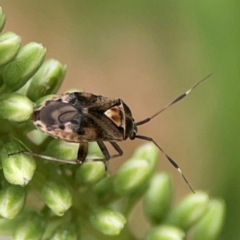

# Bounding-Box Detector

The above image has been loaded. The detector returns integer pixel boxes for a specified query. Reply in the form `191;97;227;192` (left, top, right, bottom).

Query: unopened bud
42;181;72;216
0;93;34;122
90;208;126;236
27;59;66;101
0;184;26;219
0;32;21;66
3;42;46;91
0;139;36;186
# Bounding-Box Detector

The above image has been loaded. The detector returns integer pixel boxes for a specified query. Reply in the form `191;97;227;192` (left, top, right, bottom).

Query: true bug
18;74;212;192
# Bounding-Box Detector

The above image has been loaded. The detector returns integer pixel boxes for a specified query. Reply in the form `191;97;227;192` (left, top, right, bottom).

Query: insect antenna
135;73;212;126
135;134;195;193
134;74;213;193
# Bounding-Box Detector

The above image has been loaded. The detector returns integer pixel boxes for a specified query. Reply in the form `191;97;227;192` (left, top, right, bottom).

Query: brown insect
20;74;212;192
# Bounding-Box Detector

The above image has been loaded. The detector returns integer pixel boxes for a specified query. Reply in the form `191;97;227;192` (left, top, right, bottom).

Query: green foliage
0;6;225;240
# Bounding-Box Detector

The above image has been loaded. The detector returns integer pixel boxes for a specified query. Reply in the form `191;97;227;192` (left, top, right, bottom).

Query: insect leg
92;141;123;170
9;151;82;165
95;141;123;160
77;142;88;164
96;140;110;161
135;135;195;193
9;142;88;165
109;142;123;159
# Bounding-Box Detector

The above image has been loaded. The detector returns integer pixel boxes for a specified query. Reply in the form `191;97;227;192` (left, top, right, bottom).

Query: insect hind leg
135;134;195;193
8;141;123;168
8;142;89;165
8;151;83;165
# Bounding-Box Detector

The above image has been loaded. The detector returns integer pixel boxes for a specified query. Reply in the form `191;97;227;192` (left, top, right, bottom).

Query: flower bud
75;161;106;185
0;139;36;186
87;141;105;160
13;211;45;240
0;7;6;32
113;158;152;196
75;142;106;184
3;42;46;91
0;184;26;219
27;59;66;101
166;191;209;230
192;199;225;240
0;32;21;66
50;222;78;240
143;173;173;224
144;225;185;240
43;139;78;162
42;181;72;216
93;174;113;200
0;93;34;122
90;208;126;236
131;143;159;170
113;140;159;197
27;129;49;146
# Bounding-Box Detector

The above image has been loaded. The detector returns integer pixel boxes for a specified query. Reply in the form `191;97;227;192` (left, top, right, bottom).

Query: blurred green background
1;1;239;239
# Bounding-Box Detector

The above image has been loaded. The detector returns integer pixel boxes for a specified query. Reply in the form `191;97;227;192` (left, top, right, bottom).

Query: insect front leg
109;142;123;159
94;141;123;161
76;142;88;164
95;140;110;162
85;141;123;170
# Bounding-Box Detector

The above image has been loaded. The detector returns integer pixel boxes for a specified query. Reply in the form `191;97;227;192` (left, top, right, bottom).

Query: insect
19;73;212;192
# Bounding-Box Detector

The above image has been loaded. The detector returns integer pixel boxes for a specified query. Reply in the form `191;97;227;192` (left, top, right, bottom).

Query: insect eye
130;132;136;140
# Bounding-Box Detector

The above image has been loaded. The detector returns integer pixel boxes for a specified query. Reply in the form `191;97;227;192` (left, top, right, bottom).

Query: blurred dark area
1;1;240;239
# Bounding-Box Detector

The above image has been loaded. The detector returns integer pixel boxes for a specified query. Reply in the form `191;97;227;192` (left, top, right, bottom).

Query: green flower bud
93;174;112;200
0;32;21;66
143;173;173;224
27;59;66;101
131;143;159;170
42;181;72;216
166;191;209;230
192;199;225;240
75;161;106;185
3;42;46;91
87;141;105;160
75;142;106;183
0;93;34;122
13;211;45;240
50;222;78;240
43;139;78;162
113;158;153;196
145;225;185;240
27;129;49;146
0;7;6;32
0;139;36;186
0;185;26;219
90;208;126;236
